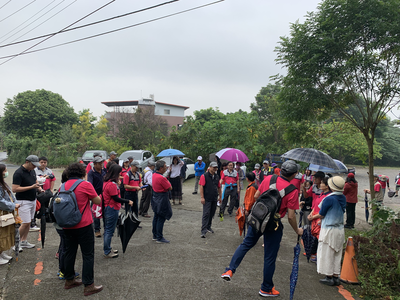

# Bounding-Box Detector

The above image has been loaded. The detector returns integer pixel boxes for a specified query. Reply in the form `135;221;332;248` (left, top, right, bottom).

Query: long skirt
169;177;182;201
317;227;344;276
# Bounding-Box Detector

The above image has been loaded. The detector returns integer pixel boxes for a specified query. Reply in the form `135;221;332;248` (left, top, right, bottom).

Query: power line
0;0;36;23
0;0;225;62
0;0;117;65
0;0;13;11
0;0;179;49
0;0;58;43
2;0;77;45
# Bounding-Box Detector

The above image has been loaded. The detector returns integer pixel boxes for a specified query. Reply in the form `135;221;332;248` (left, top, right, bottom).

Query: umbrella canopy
290;236;301;300
215;148;249;163
235;207;246;236
308;159;347;174
157;149;185;157
281;148;338;170
117;210;141;253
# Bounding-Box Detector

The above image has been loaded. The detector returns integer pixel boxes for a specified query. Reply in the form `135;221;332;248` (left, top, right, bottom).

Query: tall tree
275;0;400;198
1;89;77;140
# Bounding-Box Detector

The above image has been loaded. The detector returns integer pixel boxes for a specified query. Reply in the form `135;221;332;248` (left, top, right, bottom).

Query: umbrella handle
297;234;301;243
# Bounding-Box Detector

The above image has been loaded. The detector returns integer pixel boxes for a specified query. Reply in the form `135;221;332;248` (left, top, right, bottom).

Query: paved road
2;161;399;300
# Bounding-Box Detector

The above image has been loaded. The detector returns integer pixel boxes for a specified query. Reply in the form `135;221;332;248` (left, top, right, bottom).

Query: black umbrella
281;148;338;170
364;192;369;222
117;210;141;253
36;190;53;248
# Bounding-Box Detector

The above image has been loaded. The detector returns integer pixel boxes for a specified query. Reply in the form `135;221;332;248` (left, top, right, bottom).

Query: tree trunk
366;134;376;220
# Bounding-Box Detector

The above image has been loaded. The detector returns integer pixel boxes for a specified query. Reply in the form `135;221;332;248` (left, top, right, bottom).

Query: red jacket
343;181;358;203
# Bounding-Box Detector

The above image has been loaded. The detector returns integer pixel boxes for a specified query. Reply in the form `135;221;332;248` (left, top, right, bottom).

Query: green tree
275;0;400;198
1;89;77;140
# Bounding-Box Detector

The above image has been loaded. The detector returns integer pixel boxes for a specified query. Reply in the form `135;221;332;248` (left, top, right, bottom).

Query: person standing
62;163;103;296
252;164;261;186
395;171;400;197
102;164;133;258
193;156;205;195
151;160;172;243
139;161;155;218
12;155;42;249
119;158;130;199
343;173;358;229
168;156;184;205
235;162;245;209
259;160;274;183
87;156;107;238
219;162;240;219
124;161;143;216
104;151;117;169
311;176;346;286
378;174;389;199
364;174;384;204
220;160;303;297
180;157;187;187
199;162;221;238
85;152;102;177
243;172;258;218
0;164;20;263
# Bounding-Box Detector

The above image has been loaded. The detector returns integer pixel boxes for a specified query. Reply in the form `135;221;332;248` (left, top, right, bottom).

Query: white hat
197;156;202;161
328;176;345;192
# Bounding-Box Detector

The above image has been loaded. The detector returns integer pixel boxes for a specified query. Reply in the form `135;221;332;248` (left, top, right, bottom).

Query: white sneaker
0;252;12;260
29;226;40;232
20;241;35;249
0;258;9;265
11;245;23;252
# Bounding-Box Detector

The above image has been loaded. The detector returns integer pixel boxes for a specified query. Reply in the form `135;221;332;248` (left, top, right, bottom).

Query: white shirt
143;167;153;186
168;161;184;178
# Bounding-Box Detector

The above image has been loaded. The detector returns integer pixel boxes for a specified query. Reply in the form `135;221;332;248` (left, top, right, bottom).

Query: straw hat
328;176;345;192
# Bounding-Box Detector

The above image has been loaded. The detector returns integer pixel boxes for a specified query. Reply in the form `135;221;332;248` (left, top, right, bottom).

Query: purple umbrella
215;148;249;163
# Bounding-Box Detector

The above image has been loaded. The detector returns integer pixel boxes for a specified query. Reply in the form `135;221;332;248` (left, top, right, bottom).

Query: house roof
101;100;189;110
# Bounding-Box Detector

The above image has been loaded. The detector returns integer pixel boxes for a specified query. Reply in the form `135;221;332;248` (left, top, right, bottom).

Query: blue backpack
53;179;86;228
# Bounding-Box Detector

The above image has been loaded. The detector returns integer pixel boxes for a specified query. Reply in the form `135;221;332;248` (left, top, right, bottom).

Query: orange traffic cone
340;236;359;284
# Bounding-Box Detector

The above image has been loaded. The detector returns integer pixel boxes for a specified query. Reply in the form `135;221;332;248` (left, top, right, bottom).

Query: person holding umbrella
151;160;173;244
199;162;221;238
0;164;20;264
221;160;303;297
102;164;133;258
167;156;184;205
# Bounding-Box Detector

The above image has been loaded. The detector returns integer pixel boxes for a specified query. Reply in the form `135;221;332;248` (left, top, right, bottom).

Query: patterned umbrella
302;225;314;262
215;148;249;163
290;236;301;300
282;148;338;170
308;159;347;173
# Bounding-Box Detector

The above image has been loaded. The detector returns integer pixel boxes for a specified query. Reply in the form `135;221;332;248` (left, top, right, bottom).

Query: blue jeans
103;206;119;255
226;224;283;292
152;212;166;240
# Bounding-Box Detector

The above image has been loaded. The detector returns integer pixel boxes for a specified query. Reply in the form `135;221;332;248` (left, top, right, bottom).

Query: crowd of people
0;152;393;297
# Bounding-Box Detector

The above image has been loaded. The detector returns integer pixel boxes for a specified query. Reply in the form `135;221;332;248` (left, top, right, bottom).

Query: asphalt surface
1;159;399;300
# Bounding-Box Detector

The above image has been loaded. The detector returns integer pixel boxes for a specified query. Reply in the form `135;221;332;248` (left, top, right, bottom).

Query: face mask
3;171;8;178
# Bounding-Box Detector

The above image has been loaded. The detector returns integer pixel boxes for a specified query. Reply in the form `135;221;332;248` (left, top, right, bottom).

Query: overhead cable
0;0;224;63
0;0;178;49
0;0;117;65
0;0;36;23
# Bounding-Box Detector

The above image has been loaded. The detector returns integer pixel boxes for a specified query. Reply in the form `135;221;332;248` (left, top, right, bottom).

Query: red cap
347;173;355;178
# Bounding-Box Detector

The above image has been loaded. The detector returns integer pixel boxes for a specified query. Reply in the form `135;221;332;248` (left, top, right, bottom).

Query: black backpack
248;175;296;233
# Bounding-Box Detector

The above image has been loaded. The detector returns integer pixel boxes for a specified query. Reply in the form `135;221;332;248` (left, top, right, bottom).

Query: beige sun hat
328;176;345;192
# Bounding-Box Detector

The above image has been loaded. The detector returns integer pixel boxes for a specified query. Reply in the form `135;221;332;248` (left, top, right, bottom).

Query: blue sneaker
156;237;170;244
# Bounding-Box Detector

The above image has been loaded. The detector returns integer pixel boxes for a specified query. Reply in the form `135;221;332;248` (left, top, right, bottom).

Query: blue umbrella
302;225;314;262
157;149;185;157
308;159;347;173
364;192;369;222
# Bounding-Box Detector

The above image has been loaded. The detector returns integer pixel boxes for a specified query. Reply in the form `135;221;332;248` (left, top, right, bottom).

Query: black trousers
63;224;95;286
220;186;237;215
346;202;356;226
139;187;152;216
125;191;139;216
201;200;217;234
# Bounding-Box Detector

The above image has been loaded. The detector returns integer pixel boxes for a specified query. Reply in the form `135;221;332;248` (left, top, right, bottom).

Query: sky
0;0;322;118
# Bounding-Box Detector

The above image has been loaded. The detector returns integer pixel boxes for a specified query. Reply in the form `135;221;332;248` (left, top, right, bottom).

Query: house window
164;109;170;115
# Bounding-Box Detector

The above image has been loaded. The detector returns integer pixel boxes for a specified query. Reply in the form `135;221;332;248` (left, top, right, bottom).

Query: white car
160;157;195;180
